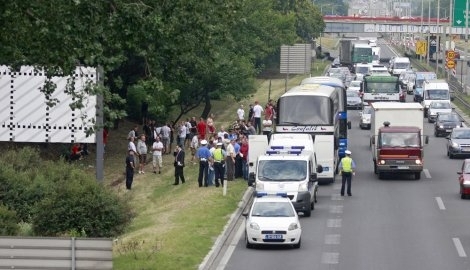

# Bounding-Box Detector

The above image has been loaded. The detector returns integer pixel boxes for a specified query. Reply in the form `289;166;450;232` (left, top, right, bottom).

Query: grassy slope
104;46;334;269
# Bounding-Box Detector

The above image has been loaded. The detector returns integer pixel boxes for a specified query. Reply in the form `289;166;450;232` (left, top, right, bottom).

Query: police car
243;192;302;249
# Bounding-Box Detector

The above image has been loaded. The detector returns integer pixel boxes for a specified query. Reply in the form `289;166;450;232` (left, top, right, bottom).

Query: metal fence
0;237;112;270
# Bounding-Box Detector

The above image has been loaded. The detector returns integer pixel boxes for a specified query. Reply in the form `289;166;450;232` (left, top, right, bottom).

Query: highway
210;42;470;270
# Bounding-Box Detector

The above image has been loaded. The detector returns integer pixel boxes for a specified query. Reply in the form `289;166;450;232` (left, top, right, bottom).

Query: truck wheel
374;163;378;174
414;172;421;180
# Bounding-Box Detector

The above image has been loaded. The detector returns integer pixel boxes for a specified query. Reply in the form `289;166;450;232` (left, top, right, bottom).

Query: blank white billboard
0;66;97;143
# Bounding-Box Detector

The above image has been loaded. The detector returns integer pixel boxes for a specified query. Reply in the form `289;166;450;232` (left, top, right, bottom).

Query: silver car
359;106;372;129
346;90;362;110
447;128;470;159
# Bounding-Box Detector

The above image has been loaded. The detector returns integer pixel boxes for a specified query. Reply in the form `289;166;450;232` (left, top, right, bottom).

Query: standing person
234;138;243;178
207;115;216;139
173;144;185;185
178;121;187;148
190;134;199;164
161;123;171;154
125;149;136;190
237;104;245;121
127;125;138;140
103;127;109;153
207;141;216;186
196;140;212;187
197;118;207;140
225;138;236;181
128;136;137;169
212;142;226;187
248;104;254;125
190;116;197;138
137;135;148;174
339;150;356;196
239;137;249;180
252;101;264;134
262;118;273;143
152;136;164;174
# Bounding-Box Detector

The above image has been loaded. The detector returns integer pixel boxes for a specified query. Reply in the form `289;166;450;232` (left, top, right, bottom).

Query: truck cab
251;144;323;217
390;57;411;76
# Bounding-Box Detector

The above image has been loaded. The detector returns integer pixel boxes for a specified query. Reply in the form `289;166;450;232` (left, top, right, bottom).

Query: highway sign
446;59;456;69
453;0;469;27
447;50;456;60
415;41;427;56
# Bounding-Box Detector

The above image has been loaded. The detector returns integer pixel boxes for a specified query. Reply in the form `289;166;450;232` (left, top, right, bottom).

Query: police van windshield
424;89;449;100
258;160;307;181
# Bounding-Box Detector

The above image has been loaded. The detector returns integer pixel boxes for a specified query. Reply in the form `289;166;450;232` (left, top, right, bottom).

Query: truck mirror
310;173;318;181
347;121;352;129
317;165;323;173
242;212;249;217
424;135;429;144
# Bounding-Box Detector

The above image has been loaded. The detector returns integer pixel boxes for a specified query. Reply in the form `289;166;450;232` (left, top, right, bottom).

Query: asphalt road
217;93;470;270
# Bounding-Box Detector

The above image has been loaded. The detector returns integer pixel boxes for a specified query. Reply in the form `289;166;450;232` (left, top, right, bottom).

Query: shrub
0;204;19;235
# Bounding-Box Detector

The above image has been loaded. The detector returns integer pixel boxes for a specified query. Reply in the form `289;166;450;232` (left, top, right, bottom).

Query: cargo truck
339;39;372;70
370;102;428;180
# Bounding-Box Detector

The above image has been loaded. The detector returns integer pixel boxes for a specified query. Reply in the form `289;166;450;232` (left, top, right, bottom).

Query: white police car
243;192;302;249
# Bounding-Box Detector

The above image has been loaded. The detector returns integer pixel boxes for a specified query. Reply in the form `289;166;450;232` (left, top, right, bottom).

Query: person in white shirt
252;101;264;134
128;136;137;168
262;119;273;143
217;126;228;140
152;136;164;174
237;104;245;121
178;121;187;149
190;134;199;163
137;135;148;174
160;123;171;154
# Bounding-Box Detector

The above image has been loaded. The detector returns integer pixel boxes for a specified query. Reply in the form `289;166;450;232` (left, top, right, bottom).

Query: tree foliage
0;0;324;124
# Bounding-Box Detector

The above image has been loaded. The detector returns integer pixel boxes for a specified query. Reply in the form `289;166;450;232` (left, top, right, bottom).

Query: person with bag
212;142;226;187
339;150;356;196
173;144;185;185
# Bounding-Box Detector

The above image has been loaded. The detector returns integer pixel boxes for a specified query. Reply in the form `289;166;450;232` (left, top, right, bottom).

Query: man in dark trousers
212;142;227;187
339;150;356;196
196;140;212;187
125;149;136;190
173;144;186;185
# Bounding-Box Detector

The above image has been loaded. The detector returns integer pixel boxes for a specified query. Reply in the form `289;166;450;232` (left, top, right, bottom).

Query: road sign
453;0;469;27
415;41;427;56
446;59;456;69
447;50;456;60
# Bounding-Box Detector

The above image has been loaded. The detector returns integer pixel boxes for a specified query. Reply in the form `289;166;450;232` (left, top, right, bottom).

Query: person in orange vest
339;150;356;196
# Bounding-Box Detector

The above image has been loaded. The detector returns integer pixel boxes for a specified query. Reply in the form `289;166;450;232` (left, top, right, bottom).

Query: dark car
434;112;463;137
457;159;470;199
447;128;470;158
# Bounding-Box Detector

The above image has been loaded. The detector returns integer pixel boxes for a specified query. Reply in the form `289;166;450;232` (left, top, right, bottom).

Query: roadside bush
32;177;134;237
0;204;19;235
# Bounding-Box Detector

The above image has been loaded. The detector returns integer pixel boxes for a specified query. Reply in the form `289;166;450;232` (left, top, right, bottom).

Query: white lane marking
327;219;342;228
453;238;468;258
330;205;343;214
423;168;431;179
331;194;344;201
435;197;446;210
216;222;245;270
325;234;341;245
321;252;339;264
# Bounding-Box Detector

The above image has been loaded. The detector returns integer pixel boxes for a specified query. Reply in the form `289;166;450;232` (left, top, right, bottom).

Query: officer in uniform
196;140;212;187
339;150;356;196
212;142;227;187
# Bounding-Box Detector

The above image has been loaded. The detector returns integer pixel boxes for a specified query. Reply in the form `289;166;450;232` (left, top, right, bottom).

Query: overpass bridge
323;15;467;34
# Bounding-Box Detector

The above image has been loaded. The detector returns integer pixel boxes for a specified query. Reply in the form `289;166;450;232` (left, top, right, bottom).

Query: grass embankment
93;54;332;269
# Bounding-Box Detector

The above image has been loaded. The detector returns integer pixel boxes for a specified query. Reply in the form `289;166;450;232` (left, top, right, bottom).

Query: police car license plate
398;166;409;169
265;234;282;239
446;129;452;132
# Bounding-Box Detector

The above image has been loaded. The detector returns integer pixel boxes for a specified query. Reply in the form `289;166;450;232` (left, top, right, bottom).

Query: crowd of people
124;99;277;190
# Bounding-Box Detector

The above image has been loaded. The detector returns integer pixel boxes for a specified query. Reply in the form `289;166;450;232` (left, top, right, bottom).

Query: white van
422;79;451;118
391;57;411;76
252;133;323;217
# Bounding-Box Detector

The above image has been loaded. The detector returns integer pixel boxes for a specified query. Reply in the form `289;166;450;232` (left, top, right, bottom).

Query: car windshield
380;132;420;147
347;91;358;97
251;201;296;217
258;160;307;181
452;130;470;139
430;102;451;109
439;114;460;122
355;66;370;74
425;89;449;100
350;81;361;88
362;107;372;114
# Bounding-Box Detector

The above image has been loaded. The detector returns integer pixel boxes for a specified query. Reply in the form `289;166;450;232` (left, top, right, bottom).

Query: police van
249;135;323;217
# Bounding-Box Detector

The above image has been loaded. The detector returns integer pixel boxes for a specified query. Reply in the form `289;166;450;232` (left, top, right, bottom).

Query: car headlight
415;159;422;165
298;182;308;192
439;125;444;128
249;222;260;230
288;223;300;231
452;142;460;148
379;160;385;165
456;126;461;128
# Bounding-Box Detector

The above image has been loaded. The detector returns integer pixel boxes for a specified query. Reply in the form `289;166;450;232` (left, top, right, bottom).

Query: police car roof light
256;192;288;198
270;146;305;150
265;150;303;155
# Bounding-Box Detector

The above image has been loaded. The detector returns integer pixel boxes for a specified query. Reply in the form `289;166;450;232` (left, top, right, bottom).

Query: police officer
339;150;356;196
212;142;227;187
196;140;212;187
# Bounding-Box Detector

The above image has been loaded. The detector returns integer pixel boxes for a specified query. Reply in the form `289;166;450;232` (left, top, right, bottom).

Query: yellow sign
446;60;456;69
447;50;455;59
415;41;427;56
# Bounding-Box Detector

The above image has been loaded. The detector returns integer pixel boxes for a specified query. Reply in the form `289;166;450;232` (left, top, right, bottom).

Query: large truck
362;75;400;103
248;133;323;217
370;102;428;180
339;39;372;69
